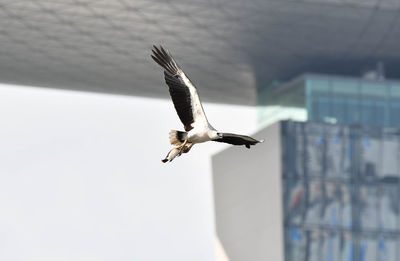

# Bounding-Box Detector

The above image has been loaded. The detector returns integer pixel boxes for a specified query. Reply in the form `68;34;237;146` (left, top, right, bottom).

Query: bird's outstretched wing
213;133;263;148
151;45;208;132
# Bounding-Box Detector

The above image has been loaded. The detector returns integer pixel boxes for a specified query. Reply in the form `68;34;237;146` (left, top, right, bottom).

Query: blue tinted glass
287;227;305;261
361;100;386;126
318;97;330;122
360;82;387;126
322;182;341;227
286;181;305;225
307;230;322;261
360;136;382;178
359;237;377;261
331;80;359;124
341;232;355;261
378;238;397;261
282;121;400;261
382;137;400;177
389;84;400;126
325;125;352;178
378;185;398;231
347;99;360;123
306;134;325;176
308;78;330;122
331;98;346;123
341;185;353;228
304;181;323;225
305;77;400;127
361;82;386;98
359;186;378;230
321;230;341;261
388;103;400;126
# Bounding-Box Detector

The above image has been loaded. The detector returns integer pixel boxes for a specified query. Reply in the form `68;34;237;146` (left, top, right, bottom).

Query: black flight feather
151;45;194;131
164;72;194;131
151;45;179;75
213;133;263;148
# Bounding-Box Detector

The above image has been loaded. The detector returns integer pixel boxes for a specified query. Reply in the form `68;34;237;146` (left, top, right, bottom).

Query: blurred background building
2;0;400;260
3;0;400;105
214;74;400;261
214;120;400;261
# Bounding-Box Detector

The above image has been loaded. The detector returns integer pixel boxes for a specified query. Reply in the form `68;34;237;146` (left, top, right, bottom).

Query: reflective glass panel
286;180;305;225
325;126;351;178
341;232;355;261
307;230;322;261
377;238;397;261
360;136;382;179
358;186;378;230
359;237;377;261
287;227;305;261
321;229;341;261
322;182;341;227
304;181;323;225
381;137;399;177
378;185;398;231
341;184;353;229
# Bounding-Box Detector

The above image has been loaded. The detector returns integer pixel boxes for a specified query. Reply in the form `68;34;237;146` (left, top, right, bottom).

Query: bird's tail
169;130;187;146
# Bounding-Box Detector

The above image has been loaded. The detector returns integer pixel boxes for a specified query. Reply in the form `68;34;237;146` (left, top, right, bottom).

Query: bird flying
151;45;263;163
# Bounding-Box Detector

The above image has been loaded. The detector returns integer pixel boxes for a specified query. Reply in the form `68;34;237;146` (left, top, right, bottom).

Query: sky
0;84;257;261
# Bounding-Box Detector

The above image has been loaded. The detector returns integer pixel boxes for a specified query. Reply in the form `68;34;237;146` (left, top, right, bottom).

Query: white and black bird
151;45;263;163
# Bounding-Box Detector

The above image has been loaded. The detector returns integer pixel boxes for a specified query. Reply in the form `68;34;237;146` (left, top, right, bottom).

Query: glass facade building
273;75;400;261
216;74;400;261
306;75;400;127
282;121;400;261
258;74;400;128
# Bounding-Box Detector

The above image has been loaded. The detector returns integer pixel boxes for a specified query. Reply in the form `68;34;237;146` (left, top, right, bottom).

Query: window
381;137;400;177
282;121;400;261
360;135;382;179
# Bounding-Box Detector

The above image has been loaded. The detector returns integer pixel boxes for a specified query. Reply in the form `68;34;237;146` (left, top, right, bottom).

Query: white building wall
0;83;257;261
212;122;285;261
